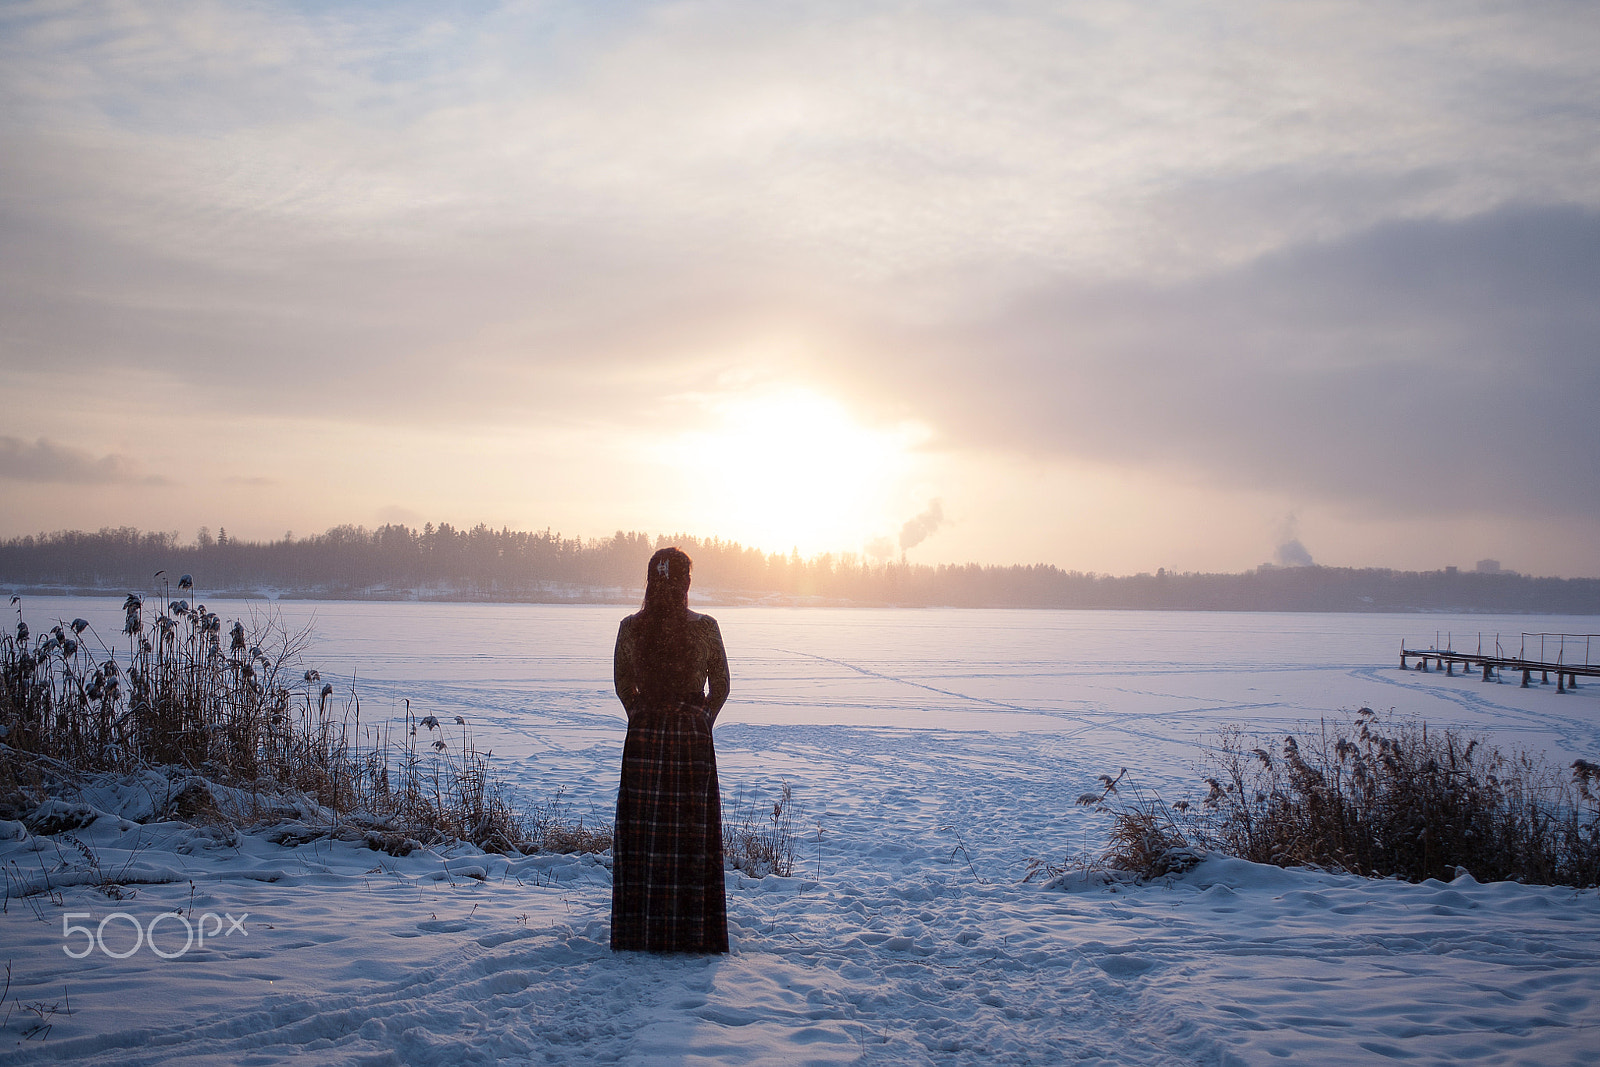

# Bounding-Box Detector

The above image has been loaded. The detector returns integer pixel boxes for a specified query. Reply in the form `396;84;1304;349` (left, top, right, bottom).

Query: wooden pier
1401;632;1600;692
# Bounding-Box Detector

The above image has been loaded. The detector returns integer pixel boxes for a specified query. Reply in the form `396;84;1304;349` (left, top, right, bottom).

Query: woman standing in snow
610;547;731;953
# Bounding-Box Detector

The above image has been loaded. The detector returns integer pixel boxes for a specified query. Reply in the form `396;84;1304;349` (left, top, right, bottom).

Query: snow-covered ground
4;601;1600;1064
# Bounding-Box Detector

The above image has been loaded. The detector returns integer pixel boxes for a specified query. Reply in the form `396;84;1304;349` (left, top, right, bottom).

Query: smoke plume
899;499;946;552
864;536;897;561
1273;513;1315;567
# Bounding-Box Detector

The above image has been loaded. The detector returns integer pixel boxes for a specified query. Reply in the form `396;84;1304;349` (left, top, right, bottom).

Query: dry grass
2;588;342;800
1073;710;1600;887
337;705;535;853
1066;769;1202;881
723;780;796;877
0;592;593;856
1190;708;1600;885
524;787;613;854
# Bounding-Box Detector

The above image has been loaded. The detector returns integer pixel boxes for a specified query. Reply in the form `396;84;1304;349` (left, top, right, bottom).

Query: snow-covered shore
6;736;1598;1065
4;603;1599;1063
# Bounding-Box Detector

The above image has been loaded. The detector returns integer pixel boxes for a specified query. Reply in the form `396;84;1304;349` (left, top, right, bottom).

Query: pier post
1400;653;1407;670
1482;662;1492;681
1558;672;1566;694
1522;669;1531;688
1447;659;1454;676
1542;670;1549;684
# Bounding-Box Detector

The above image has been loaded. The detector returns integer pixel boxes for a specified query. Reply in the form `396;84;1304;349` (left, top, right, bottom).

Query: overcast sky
2;0;1598;576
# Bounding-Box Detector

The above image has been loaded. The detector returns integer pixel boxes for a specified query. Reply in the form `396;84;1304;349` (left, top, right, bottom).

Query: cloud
899;499;945;552
847;204;1600;523
5;0;1598;429
3;1;1599;571
0;437;166;485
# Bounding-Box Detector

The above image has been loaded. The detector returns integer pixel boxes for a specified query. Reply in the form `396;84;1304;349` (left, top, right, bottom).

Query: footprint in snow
1096;954;1156;977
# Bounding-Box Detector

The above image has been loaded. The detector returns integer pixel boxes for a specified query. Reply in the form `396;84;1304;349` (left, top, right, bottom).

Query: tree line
2;524;1598;613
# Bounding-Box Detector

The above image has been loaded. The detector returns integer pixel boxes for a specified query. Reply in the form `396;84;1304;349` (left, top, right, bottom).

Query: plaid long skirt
610;705;728;953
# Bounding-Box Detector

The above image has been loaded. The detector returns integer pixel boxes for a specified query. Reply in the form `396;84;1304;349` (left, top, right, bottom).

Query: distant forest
3;524;1599;613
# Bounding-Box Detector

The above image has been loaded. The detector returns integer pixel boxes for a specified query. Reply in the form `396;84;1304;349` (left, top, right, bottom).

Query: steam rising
864;536;897;561
899;499;945;552
1273;513;1315;568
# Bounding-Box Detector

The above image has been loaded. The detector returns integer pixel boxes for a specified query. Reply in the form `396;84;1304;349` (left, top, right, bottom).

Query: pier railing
1400;632;1600;691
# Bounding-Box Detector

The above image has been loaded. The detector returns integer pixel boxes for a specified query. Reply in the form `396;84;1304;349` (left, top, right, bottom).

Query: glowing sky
2;1;1598;575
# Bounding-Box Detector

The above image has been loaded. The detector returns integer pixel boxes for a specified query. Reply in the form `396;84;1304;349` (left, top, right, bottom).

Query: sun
661;386;925;556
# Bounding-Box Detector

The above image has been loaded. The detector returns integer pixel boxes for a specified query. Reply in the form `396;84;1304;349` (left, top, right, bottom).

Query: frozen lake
19;596;1600;808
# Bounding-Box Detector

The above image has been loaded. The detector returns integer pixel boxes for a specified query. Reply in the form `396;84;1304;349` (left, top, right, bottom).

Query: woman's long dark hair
641;547;692;618
635;548;698;699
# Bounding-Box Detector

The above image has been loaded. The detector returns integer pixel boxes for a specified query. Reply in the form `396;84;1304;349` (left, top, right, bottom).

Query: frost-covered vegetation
1077;708;1600;887
0;589;574;855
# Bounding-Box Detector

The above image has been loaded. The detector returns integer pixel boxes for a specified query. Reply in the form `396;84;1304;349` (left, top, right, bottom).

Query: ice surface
3;600;1599;1063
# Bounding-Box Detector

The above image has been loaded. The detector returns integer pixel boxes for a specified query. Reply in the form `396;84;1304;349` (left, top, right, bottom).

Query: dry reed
1075;709;1600;887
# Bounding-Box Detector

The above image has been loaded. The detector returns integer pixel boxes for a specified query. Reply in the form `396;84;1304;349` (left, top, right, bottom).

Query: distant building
1476;559;1502;574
